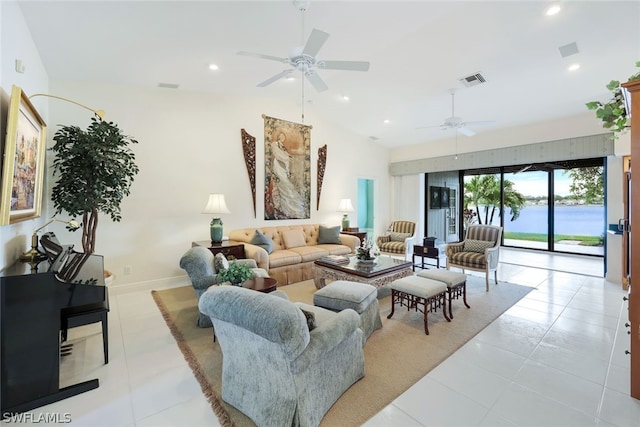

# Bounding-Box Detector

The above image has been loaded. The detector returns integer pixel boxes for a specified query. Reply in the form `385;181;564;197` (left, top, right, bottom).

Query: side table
243;277;278;293
192;240;246;260
340;230;367;245
412;245;440;271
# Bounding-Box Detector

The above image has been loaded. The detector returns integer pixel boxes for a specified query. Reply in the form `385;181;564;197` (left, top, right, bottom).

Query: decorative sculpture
241;129;257;217
317;144;327;210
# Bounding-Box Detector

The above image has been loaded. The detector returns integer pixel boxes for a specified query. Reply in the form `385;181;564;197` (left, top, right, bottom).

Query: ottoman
417;270;469;319
313;280;382;343
388;276;449;335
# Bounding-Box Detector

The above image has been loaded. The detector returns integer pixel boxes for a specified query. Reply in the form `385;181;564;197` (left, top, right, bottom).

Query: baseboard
108;275;188;296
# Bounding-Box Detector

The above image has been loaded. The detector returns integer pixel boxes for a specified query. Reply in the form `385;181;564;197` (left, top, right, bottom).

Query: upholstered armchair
376;220;416;258
179;246;268;327
445;225;503;292
199;285;365;427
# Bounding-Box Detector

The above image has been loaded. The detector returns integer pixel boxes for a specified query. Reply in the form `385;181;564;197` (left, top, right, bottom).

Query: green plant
217;260;254;285
586;61;640;139
50;117;139;253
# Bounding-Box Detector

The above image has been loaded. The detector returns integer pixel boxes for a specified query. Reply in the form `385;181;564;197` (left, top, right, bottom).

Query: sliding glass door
462;158;605;257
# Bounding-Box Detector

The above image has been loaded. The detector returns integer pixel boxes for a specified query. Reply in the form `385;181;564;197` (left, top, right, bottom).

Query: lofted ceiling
15;0;640;148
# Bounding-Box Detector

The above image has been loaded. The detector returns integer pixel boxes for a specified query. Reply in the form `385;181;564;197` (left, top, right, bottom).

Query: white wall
28;80;390;290
1;0;50;268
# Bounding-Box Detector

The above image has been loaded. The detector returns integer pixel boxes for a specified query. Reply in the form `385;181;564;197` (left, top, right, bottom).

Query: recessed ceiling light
342;95;350;101
568;63;581;72
546;4;561;16
287;76;295;81
208;64;219;71
383;119;391;124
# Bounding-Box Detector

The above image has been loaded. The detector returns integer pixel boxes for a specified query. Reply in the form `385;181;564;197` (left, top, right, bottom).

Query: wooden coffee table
242;277;278;293
313;256;412;289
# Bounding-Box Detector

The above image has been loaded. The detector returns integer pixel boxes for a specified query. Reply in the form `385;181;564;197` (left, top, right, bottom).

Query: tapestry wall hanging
263;115;311;220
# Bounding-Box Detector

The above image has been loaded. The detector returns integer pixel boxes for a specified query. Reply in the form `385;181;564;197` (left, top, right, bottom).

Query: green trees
565;166;604;204
464;175;526;225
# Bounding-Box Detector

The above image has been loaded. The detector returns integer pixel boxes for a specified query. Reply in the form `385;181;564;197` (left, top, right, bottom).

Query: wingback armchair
179;246;268;327
445;225;503;291
376;220;416;258
199;285;365;427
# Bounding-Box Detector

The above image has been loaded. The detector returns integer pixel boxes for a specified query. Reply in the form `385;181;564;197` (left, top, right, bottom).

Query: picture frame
430;186;441;209
0;85;47;225
440;187;450;208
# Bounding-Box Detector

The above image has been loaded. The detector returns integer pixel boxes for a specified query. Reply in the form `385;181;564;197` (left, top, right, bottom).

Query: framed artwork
263;115;311;220
440;187;450;208
0;86;47;225
430;186;441;209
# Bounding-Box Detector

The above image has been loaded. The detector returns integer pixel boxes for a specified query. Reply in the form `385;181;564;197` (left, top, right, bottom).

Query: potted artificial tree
50;116;139;255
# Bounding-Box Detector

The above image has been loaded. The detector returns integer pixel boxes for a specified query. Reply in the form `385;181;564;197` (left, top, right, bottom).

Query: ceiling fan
419;89;495;136
237;3;369;92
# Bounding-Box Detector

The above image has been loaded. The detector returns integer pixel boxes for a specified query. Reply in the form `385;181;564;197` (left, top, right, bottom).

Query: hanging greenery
585;61;640;138
50;117;139;254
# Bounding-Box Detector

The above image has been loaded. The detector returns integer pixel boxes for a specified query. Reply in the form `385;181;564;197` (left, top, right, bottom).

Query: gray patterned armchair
445;225;503;291
199;285;365;427
179;246;268;327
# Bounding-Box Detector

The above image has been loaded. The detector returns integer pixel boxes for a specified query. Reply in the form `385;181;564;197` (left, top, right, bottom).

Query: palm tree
464;174;526;225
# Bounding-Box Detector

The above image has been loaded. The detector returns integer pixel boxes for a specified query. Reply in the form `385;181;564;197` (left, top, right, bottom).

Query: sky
506;171;571;197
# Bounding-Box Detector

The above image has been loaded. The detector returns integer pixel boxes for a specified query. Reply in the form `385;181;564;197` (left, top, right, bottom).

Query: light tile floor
6;250;639;427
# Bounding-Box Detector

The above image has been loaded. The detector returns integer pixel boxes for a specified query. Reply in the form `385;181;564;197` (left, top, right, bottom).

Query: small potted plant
217;260;254;286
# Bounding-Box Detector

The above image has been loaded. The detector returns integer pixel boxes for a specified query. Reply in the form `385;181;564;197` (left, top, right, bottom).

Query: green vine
586;61;640;139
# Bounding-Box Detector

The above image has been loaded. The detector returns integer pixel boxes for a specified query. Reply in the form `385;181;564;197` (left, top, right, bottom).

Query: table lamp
203;194;230;244
338;198;354;231
19;217;80;270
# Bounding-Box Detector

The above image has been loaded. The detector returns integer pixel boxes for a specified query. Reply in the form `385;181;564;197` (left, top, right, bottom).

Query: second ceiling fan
420;89;495;136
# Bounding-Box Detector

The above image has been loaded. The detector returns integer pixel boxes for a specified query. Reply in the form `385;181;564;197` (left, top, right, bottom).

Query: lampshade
338;198;354;212
202;194;231;215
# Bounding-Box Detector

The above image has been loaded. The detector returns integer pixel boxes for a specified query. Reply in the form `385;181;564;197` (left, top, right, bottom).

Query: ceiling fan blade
305;72;328;92
257;70;292;87
237;51;288;63
465;120;496;127
319;60;370;71
302;29;330;57
458;127;476;137
416;124;444;130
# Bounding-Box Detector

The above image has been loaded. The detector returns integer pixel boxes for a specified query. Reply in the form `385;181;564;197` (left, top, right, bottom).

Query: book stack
320;255;350;264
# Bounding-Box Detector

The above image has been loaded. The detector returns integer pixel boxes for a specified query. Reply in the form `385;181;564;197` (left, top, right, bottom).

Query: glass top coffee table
313;256;412;289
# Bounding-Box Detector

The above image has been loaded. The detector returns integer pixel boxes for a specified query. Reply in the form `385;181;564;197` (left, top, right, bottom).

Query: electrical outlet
124;265;132;275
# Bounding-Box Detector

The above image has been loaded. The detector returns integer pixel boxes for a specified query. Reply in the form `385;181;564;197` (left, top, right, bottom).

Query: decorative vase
342;214;350;231
210;217;223;243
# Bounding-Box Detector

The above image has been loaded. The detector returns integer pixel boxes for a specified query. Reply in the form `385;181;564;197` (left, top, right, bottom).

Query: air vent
369;136;379;141
158;82;179;89
558;42;579;58
459;72;487;87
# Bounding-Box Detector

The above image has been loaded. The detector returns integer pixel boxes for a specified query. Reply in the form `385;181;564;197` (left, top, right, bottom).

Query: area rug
151;276;532;426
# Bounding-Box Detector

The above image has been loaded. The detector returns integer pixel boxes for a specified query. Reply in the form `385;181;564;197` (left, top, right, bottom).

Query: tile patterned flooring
8;249;640;426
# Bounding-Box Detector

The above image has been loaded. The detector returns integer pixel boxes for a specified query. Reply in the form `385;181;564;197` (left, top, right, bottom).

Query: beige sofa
229;225;359;286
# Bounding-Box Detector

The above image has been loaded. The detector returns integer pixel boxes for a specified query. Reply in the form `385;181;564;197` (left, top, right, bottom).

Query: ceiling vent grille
158;82;179;89
459;72;486;87
558;42;579;58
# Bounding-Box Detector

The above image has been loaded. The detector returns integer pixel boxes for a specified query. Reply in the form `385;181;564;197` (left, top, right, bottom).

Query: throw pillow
318;225;341;244
282;229;306;249
299;308;316;331
389;231;411;242
463;239;495;253
214;252;229;272
249;229;274;254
